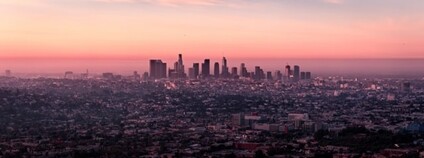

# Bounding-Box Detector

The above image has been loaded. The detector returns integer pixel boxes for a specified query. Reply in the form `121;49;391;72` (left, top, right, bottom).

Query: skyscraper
240;63;248;77
193;63;199;79
221;57;229;78
254;66;264;80
231;67;238;77
202;59;210;77
177;54;185;78
188;68;195;79
266;71;273;80
301;72;306;80
240;63;245;77
285;64;291;82
274;70;282;80
169;67;177;78
149;59;167;79
293;65;300;82
169;54;186;78
214;62;220;78
168;62;175;78
305;72;312;80
150;60;158;78
178;54;183;67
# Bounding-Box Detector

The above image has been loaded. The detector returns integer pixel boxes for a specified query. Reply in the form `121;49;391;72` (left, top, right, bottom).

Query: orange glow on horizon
1;0;423;60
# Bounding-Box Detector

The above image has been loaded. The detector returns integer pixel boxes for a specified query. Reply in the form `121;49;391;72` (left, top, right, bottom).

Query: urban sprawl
0;54;424;158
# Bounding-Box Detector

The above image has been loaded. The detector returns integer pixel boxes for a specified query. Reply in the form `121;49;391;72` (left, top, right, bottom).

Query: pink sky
1;0;423;60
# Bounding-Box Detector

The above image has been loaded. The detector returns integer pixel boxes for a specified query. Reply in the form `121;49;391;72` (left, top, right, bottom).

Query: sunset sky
1;0;423;60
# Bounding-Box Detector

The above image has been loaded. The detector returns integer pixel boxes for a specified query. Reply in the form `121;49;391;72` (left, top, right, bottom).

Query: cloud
94;0;223;6
0;0;44;5
322;0;344;4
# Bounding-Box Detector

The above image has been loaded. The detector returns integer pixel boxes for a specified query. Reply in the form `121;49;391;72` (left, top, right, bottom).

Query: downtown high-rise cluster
149;54;312;82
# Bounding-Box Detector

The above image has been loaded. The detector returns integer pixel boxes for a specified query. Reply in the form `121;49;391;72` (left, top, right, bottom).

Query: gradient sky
1;0;423;60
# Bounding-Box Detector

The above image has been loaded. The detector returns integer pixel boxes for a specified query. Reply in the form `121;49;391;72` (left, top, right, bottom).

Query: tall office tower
173;61;178;70
240;63;248;77
168;68;177;78
260;69;265;79
169;54;186;78
254;66;260;80
221;57;229;78
168;62;178;78
188;68;195;79
293;65;300;82
240;63;244;77
300;72;306;80
254;66;264;80
274;70;282;80
285;64;291;82
305;72;312;80
193;63;199;79
177;54;185;78
231;67;238;76
201;59;210;77
150;60;158;79
214;62;220;78
266;71;273;80
160;61;167;78
149;59;167;79
249;72;255;78
178;54;183;68
5;70;11;77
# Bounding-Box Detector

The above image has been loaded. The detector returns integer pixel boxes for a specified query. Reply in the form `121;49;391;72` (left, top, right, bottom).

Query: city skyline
148;54;313;81
3;53;424;80
1;0;424;60
1;58;424;77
